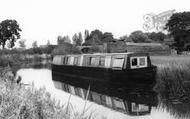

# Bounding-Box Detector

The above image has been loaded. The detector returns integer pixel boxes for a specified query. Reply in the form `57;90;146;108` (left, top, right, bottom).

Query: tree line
57;30;168;46
1;11;190;53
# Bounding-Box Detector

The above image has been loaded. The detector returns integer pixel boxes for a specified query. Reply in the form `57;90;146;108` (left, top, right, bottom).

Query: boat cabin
53;52;151;70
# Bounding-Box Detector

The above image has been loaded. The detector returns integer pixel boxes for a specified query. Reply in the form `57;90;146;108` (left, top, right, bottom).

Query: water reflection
53;80;157;116
16;68;189;119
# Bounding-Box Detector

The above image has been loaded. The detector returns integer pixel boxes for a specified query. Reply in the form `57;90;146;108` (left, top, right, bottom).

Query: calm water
15;65;189;119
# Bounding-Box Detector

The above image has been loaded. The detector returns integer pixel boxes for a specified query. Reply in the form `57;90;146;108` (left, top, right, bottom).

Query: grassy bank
153;55;190;118
151;55;190;68
0;54;50;67
0;69;91;119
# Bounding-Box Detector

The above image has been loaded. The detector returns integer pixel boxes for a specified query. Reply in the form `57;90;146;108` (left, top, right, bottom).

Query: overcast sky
0;0;189;47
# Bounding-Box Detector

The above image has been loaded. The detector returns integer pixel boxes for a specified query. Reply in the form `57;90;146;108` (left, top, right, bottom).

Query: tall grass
153;55;190;118
0;69;95;119
151;55;190;68
155;63;190;101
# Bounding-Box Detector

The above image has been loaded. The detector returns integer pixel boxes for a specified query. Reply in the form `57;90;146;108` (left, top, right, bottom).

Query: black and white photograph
0;0;190;119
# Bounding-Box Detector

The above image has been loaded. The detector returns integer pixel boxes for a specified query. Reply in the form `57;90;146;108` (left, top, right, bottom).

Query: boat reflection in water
53;79;158;116
52;52;158;116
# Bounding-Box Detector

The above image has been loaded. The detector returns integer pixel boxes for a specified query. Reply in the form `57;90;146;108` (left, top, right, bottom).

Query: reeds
154;58;190;118
0;69;96;119
155;59;190;101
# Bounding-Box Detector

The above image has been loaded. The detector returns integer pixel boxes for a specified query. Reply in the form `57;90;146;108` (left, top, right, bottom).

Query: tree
166;12;190;51
90;29;103;40
84;29;90;41
128;30;150;43
120;34;133;42
101;32;114;43
72;33;78;45
0;19;22;48
32;41;38;48
83;34;102;46
147;32;167;42
47;40;51;46
72;32;83;46
82;29;119;45
57;35;71;45
77;32;83;46
19;39;26;48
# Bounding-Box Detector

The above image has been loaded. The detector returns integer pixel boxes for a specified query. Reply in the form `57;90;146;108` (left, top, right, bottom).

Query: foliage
57;35;71;45
84;29;90;41
19;39;26;49
52;43;81;55
119;34;133;42
83;34;102;46
78;32;83;46
32;41;38;48
72;33;78;45
155;63;190;117
24;46;56;55
90;45;102;53
146;32;167;42
83;29;115;46
46;40;51;46
101;32;114;43
166;12;190;51
0;19;22;49
0;68;101;119
150;56;190;118
0;71;65;119
72;32;83;46
107;41;128;53
128;30;151;43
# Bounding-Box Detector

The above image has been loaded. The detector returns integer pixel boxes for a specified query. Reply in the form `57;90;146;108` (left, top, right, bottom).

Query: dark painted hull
52;64;157;94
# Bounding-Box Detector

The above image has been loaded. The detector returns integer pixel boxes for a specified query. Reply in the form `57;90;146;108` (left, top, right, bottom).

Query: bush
0;80;66;118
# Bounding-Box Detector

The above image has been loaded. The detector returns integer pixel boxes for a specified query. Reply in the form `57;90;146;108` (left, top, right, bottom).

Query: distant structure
125;42;171;55
78;41;128;53
78;42;171;55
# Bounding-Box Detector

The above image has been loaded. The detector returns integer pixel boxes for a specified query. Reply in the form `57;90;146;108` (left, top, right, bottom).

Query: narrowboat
52;52;157;93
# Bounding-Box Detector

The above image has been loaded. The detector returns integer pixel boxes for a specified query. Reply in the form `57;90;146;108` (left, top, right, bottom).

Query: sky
0;0;190;47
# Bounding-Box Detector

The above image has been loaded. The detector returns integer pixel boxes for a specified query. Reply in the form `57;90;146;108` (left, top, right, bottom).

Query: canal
15;63;189;119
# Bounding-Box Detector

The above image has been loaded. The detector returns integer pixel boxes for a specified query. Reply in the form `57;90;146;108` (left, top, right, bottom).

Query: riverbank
0;53;52;67
152;55;190;118
0;69;93;119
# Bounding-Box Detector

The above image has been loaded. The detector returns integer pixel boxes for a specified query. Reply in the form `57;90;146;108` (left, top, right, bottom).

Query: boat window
131;103;149;112
139;57;145;66
62;56;67;64
131;58;138;66
90;57;99;66
99;56;105;66
79;56;83;66
86;57;91;66
90;57;96;66
67;56;74;65
112;58;124;68
130;56;147;69
77;56;81;66
105;56;111;68
62;57;67;64
131;103;139;112
73;57;78;65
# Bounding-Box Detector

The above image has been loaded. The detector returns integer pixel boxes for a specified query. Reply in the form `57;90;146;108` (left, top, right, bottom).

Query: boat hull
52;64;157;94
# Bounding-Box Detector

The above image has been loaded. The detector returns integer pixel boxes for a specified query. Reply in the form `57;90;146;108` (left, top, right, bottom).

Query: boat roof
54;52;149;57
